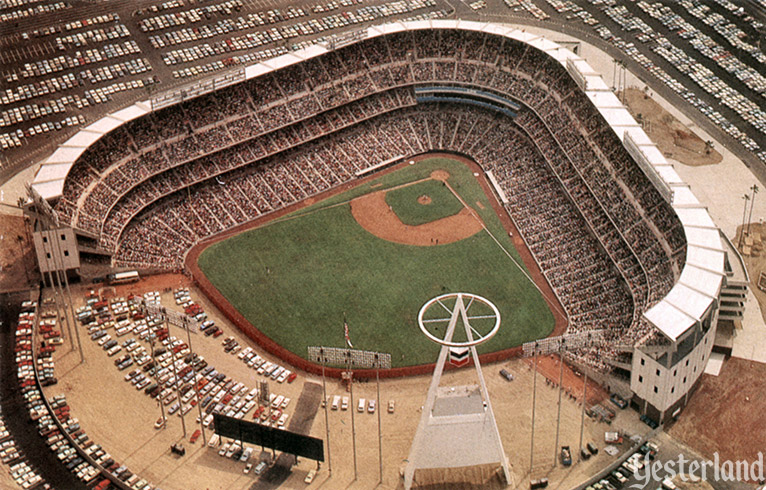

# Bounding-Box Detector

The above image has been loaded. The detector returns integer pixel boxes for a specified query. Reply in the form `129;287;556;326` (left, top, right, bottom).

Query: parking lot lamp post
530;343;538;474
578;373;588;460
183;318;206;445
740;194;750;248
166;320;187;438
318;349;331;476
346;352;358;481
553;343;565;467
147;327;166;426
49;226;83;363
375;354;383;484
747;184;758;236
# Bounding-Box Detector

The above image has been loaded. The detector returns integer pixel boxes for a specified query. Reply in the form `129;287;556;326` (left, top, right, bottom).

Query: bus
108;270;140;284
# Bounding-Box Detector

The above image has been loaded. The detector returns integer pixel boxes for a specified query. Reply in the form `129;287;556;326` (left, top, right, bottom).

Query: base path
350;181;483;246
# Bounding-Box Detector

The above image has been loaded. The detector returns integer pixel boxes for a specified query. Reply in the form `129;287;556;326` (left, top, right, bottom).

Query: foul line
442;180;569;320
235;168;568;320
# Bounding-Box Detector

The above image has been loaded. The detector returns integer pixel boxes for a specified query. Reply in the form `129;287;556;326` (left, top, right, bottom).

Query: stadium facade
28;20;747;424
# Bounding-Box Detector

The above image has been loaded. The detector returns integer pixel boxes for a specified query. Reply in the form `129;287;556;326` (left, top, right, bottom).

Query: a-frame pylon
404;293;512;489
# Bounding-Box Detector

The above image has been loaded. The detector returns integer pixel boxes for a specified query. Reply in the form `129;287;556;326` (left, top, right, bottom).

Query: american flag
344;315;353;348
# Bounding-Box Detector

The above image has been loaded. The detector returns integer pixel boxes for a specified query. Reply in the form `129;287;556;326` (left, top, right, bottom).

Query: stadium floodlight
140;301;201;333
307;346;391;369
309;346;391;481
523;329;607;471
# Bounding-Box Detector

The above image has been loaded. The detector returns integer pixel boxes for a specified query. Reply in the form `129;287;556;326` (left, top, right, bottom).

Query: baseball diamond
196;156;557;367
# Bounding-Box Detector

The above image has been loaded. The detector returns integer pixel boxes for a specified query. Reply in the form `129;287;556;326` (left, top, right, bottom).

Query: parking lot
18;273;657;489
492;0;766;178
0;0;452;169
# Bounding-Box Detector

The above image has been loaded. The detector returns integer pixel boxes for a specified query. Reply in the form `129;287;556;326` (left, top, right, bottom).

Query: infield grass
198;157;555;367
385;179;463;225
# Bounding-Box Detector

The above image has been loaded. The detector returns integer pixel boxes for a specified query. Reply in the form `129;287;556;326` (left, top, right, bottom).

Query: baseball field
197;156;555;367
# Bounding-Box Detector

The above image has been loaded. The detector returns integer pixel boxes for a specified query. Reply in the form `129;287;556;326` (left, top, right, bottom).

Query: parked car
560;446;572;466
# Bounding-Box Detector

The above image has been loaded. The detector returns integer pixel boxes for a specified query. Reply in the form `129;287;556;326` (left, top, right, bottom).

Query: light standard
747;184;759;236
740;193;750;249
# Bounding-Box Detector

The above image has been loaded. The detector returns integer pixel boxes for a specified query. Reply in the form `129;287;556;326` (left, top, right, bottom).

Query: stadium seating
54;28;687;372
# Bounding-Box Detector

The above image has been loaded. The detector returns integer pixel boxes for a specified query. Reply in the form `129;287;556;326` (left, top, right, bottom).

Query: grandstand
28;21;744;425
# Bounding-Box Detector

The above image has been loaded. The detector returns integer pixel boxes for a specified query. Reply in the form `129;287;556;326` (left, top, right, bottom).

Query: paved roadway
0;291;89;490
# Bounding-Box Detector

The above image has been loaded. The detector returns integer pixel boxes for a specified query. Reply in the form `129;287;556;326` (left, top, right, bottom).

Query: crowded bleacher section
52;28;687;372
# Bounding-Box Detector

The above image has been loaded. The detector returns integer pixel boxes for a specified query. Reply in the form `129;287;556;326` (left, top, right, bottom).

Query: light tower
404;293;512;489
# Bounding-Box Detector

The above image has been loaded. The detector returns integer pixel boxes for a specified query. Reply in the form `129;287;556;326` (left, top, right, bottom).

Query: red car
287;372;297;383
190;429;201;443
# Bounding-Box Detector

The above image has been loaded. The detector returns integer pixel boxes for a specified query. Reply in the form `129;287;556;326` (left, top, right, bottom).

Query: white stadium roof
30;19;725;343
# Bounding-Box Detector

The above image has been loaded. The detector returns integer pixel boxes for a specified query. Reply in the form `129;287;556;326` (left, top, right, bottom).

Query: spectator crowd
54;28;688;372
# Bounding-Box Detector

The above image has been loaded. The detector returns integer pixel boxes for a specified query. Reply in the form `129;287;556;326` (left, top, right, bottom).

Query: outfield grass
384;179;463;226
198;157;555;367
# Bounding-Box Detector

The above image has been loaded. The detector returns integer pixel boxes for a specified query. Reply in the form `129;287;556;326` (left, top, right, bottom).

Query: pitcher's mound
418;195;432;205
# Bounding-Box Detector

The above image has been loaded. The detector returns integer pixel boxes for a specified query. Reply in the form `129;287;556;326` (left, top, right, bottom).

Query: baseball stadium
4;14;757;490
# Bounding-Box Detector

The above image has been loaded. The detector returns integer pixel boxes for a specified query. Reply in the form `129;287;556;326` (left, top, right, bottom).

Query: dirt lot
524;354;608;407
667;357;766;474
0;213;38;292
40;275;649;490
734;222;766;324
620;87;722;167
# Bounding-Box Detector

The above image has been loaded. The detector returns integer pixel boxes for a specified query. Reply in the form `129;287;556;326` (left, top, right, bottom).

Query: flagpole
347;351;358;481
320;349;331;476
376;354;383;484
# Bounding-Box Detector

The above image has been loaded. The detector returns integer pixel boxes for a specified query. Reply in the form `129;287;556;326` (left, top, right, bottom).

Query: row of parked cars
94;289;298;430
580;439;660;490
15;40;143;80
80;58;153;85
0;113;86;150
147;1;347;50
12;302;108;489
159;0;438;66
168;7;449;80
2;72;80;106
82;75;159;105
0;408;48;489
55;23;132;50
233;344;297;384
0;1;68;23
327;394;395;414
565;0;765;161
0;93;79;128
138;0;244;33
47;393;158;490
